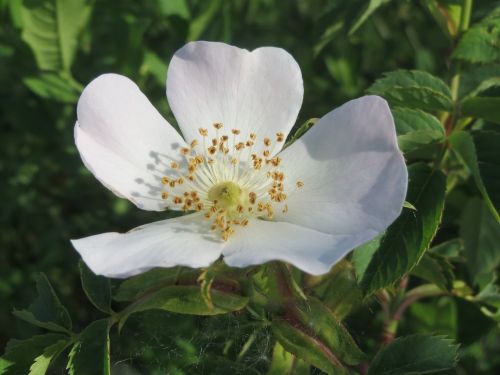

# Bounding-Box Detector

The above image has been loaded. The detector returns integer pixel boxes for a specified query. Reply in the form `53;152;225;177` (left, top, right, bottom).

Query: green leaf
460;77;500;124
22;72;80;103
308;260;363;320
450;131;500;221
462;97;500;124
367;70;453;112
352;235;382;282
411;252;454;291
392;107;445;153
453;13;500;64
0;334;67;375
267;341;309;375
368;334;458;375
21;0;93;72
66;320;110;375
114;267;188;302
348;0;390;36
79;261;112;314
358;163;446;294
28;339;69;375
118;285;248;330
428;238;463;258
13;273;72;333
292;297;366;366
460;198;500;283
272;320;347;375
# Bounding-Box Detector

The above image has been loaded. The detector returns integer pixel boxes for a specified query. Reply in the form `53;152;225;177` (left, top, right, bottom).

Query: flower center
208;181;247;218
159;122;304;241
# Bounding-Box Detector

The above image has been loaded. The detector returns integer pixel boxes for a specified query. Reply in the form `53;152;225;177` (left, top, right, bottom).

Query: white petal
167;41;303;155
222;220;362;275
76;74;188;211
71;214;224;278
277;95;407;238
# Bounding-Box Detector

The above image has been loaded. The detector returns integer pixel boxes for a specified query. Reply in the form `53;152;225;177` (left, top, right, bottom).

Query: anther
198;128;208;136
296;181;304;188
276;132;285;142
231;129;241;135
161;192;169;199
170;161;179;169
213;122;223;130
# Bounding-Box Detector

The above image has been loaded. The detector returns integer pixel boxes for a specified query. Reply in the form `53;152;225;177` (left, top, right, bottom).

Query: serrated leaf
0;334;67;375
13;273;72;333
453;13;500;64
392;107;444;153
367;70;453;112
411;252;454;291
28;339;69;375
358;163;446;294
79;261;112;314
21;0;93;72
118;285;248;330
460;198;500;283
450;131;500;221
66;320;110;375
368;334;458;375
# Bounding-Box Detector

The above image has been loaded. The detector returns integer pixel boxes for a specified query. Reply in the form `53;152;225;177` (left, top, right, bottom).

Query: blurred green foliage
1;0;500;374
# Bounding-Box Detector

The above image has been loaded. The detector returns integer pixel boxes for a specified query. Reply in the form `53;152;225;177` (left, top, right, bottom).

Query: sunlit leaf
0;334;67;375
392;107;445;153
367;70;453;112
21;0;93;71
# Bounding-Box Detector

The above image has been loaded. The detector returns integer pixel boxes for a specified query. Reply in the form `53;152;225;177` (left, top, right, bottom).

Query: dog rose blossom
71;41;407;278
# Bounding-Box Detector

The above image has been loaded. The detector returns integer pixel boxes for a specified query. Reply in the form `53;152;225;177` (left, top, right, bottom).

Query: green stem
459;0;473;33
449;0;474;100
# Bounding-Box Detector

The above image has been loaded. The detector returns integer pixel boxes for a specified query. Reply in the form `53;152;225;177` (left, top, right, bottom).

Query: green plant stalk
449;0;473;105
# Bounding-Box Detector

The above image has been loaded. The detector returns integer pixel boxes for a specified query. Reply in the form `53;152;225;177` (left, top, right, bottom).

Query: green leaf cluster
2;0;500;374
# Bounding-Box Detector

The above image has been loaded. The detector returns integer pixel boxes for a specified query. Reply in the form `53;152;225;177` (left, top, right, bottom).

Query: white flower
71;41;407;278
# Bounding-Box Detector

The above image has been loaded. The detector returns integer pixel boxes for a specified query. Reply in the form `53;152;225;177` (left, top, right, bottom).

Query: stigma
159;122;303;241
